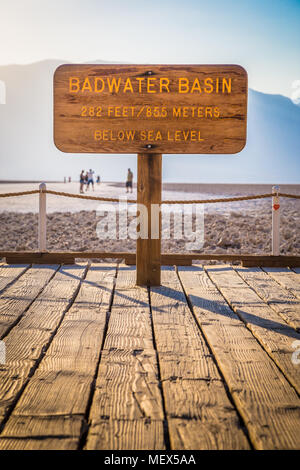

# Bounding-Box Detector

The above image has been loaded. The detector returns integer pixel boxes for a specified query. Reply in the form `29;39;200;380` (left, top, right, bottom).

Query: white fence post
272;185;280;256
38;183;47;251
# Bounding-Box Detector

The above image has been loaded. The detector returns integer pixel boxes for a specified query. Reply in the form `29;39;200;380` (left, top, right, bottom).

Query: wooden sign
54;64;247;154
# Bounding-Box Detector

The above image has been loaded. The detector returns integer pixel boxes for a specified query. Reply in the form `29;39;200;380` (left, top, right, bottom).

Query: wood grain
0;265;87;425
209;265;300;394
136;153;161;286
54;64;247;154
168;418;248;450
0;264;116;449
86;419;165;450
263;267;300;300
178;265;300;449
2;251;300;267
0;414;79;449
85;265;165;450
150;267;250;450
0;264;29;295
0;265;59;337
1;263;299;450
232;266;300;331
0;436;78;450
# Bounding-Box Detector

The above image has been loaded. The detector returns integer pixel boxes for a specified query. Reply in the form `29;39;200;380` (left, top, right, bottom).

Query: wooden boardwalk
0;262;299;450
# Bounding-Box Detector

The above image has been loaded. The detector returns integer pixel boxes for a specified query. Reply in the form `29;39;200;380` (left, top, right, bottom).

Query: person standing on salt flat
126;168;133;193
79;170;85;194
86;169;95;191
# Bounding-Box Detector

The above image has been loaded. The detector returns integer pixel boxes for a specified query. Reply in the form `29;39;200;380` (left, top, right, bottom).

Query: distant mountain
0;60;299;183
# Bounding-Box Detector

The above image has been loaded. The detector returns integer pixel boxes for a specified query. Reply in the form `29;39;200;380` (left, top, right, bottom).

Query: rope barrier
45;189;125;203
0;190;39;198
0;189;299;203
275;193;300;200
163;193;274;204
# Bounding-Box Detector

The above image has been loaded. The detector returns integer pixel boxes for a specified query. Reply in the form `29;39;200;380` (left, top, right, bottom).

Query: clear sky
0;0;299;98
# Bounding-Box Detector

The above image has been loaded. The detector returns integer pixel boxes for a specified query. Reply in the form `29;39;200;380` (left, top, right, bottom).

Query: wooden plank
6;254;75;265
103;304;154;351
167;417;245;451
2;251;300;266
241;257;300;267
0;415;82;438
54;64;247;154
263;267;300;300
125;255;192;266
165;254;300;266
115;264;137;288
1;251;131;260
232;266;300;331
136;153;162;286
0;436;77;450
0;264;115;450
178;265;300;450
85;265;165;450
86;266;165;450
88;349;164;421
6;257;75;265
86;419;165;450
161;256;192;266
208;265;300;394
0;264;29;294
0;265;59;338
0;264;87;426
150;268;250;450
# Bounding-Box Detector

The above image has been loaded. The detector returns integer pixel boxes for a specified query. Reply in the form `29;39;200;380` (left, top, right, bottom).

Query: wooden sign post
137;153;162;286
54;64;248;286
